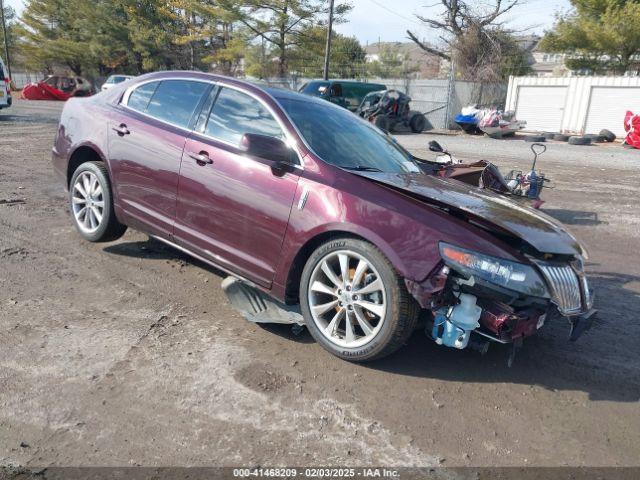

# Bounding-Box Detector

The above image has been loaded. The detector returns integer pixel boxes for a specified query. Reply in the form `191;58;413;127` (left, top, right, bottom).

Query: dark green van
299;80;387;112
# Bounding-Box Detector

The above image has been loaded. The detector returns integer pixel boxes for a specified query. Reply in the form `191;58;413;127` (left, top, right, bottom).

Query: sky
5;0;572;45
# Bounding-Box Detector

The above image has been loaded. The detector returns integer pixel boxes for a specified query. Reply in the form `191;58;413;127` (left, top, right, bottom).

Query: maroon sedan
52;71;595;362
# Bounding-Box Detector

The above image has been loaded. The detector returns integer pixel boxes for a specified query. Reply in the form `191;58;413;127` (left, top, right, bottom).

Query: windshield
276;96;420;174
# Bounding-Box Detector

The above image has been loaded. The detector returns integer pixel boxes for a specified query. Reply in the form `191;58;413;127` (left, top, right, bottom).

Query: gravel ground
1;100;639;469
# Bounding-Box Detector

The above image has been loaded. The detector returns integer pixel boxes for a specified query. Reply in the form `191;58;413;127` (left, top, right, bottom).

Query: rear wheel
410;113;427;133
374;115;390;132
300;238;419;362
69;161;127;242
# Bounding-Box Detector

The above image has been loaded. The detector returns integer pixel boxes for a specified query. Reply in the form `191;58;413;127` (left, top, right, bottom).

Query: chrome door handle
112;124;130;136
188;151;213;165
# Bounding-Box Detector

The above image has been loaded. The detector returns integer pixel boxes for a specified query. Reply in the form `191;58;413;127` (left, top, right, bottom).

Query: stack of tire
523;129;616;145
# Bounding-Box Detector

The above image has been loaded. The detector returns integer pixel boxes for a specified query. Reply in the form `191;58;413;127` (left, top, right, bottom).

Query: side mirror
240;133;294;165
428;140;444;153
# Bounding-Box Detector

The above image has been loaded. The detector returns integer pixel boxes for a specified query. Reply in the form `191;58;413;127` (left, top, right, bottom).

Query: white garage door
584;87;640;137
515;86;567;132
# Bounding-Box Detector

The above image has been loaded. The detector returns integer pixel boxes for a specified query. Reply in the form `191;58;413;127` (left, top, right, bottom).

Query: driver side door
175;86;301;287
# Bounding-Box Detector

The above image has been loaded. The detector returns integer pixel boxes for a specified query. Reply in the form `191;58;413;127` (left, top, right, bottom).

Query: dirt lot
1;100;639;469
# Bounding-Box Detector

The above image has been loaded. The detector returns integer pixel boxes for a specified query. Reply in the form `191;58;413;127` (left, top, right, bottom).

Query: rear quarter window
126;81;160;112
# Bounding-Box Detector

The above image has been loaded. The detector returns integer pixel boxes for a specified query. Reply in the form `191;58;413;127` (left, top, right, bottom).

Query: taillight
4;78;9;92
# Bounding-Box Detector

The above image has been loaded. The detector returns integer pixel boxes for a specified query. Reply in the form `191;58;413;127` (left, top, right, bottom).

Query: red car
52;71;595;362
22;75;94;101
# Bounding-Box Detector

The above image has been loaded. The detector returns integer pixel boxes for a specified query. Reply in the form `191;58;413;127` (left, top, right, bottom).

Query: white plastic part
449;293;482;331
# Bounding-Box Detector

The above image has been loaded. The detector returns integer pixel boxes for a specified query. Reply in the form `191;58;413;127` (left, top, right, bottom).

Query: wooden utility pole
0;0;11;78
322;0;335;80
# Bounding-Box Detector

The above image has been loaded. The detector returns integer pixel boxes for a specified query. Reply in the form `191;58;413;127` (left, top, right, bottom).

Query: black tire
543;132;557;140
300;237;419;362
553;134;570;142
410;113;427;133
599;129;616;142
69;161;127;242
374;115;390;132
524;135;546;142
585;134;606;143
568;136;592;146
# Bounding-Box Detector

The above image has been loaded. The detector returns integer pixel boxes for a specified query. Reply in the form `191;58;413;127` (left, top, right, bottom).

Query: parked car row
53;71;595;364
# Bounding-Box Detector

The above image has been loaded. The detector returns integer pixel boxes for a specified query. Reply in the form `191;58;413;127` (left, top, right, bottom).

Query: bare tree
407;0;526;81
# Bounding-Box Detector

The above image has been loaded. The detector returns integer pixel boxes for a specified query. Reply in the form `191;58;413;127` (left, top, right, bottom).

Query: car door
108;79;211;238
175;85;301;287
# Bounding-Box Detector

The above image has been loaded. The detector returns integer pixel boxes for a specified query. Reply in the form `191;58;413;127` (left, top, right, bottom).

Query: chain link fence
259;75;507;130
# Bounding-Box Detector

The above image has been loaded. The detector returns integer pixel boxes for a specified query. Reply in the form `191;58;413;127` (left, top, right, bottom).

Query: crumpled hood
357;171;586;257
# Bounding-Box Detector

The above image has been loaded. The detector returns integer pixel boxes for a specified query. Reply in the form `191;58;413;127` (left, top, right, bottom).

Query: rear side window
205;87;283;147
145;80;209;129
127;81;159;112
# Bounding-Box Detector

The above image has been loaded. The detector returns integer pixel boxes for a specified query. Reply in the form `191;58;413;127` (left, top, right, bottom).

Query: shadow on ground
103;237;640;403
544;208;604;226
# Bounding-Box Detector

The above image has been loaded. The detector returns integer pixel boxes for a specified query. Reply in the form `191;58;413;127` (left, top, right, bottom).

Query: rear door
108;79;211;238
175;86;301;287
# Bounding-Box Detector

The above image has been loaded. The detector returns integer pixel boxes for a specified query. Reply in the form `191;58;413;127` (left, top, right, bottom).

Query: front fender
273;171;521;304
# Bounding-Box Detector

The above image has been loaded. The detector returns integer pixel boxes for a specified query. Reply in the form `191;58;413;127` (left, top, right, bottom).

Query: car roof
126;71;333;109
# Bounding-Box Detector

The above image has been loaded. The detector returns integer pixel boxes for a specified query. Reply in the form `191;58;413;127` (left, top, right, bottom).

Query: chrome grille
538;263;582;314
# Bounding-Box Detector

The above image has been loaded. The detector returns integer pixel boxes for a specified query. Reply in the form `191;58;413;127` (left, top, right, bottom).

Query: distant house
364;42;442;79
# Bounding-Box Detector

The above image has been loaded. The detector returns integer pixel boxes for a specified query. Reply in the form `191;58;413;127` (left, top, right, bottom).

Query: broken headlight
439;242;549;298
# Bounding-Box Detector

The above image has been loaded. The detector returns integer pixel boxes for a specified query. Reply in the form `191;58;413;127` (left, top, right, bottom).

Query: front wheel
69;161;127;242
300;238;419;362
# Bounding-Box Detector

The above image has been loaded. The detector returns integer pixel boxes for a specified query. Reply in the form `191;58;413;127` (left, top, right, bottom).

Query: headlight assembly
439;242;549;298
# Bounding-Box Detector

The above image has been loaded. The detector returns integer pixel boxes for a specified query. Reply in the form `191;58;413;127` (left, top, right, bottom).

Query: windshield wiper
342;165;383;172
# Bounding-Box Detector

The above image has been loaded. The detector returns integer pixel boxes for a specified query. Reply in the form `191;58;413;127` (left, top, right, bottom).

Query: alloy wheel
307;250;387;348
72;171;105;234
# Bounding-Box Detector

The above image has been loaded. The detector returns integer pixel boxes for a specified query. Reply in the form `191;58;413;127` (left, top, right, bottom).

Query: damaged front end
407;242;596;362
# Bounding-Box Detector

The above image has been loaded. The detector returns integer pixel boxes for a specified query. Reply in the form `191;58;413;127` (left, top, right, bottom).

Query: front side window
127;81;159;112
145;80;209;129
205;87;284;147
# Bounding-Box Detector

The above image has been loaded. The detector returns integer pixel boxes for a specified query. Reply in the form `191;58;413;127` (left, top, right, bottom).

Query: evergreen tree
222;0;351;77
541;0;640;74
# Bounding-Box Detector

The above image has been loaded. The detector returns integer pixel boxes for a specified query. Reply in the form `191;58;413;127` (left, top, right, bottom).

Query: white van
0;56;11;110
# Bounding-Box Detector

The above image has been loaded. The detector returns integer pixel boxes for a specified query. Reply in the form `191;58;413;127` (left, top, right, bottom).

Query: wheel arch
67;143;109;188
283;225;408;305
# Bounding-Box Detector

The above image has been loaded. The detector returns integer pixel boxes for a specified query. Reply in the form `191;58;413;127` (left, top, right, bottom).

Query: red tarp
624;110;640;149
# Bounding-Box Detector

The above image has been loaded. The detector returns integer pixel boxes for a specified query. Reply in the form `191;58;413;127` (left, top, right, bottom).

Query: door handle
188;151;213;165
112;124;130;136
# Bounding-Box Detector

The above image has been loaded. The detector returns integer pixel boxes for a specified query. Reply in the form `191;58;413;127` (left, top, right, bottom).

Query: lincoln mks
52;71;595;362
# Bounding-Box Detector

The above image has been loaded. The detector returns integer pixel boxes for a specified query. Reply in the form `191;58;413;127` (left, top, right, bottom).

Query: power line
365;0;429;29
